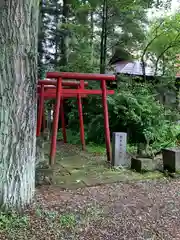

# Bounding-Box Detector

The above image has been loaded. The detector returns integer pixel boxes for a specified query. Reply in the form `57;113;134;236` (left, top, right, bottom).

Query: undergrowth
57;128;141;155
0;211;29;231
61;80;180;157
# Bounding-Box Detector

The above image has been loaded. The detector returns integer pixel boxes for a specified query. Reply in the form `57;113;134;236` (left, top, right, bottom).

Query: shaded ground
1;143;180;239
1;179;180;239
45;142;164;189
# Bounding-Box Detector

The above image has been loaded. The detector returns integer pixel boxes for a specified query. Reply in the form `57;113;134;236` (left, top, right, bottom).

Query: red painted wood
36;85;44;136
80;80;84;88
38;80;56;85
50;78;62;165
38;80;88;87
46;72;116;81
37;73;115;166
60;99;67;143
42;89;114;96
44;93;88;100
101;80;111;162
42;86;88;98
78;80;85;150
42;107;46;131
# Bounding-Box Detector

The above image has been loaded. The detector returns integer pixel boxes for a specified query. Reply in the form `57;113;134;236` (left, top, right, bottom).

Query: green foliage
109;80;180;154
86;142;106;154
0;211;29;231
59;214;76;228
150;123;180;151
38;0;180;157
57;129;81;144
144;12;180;75
38;0;171;72
65;75;180;156
35;207;58;220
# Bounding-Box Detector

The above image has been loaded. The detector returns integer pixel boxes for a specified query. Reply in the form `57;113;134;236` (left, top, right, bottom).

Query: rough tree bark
0;1;39;209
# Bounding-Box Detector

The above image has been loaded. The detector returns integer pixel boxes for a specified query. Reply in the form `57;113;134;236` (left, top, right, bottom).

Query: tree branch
141;21;165;80
154;33;180;75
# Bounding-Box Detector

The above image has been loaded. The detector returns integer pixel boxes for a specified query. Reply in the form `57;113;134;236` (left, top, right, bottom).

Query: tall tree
0;0;39;209
38;0;46;78
148;13;180;76
38;0;62;70
100;0;108;73
139;12;180;79
98;0;169;73
60;0;69;67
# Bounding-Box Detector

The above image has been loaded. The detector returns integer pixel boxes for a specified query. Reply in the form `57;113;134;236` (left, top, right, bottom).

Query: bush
66;77;180;156
108;81;179;155
57;128;82;144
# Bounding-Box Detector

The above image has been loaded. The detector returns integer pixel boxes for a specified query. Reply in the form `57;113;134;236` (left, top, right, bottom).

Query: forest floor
1;142;180;239
45;141;164;189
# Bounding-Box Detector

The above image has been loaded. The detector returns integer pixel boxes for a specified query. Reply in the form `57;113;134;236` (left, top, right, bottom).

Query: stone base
162;148;180;172
112;153;132;168
131;157;154;172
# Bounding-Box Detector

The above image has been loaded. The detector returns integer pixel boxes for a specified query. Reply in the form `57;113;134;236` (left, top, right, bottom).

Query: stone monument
112;132;129;167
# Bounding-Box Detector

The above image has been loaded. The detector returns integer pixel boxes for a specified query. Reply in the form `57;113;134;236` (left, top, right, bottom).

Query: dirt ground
1;179;180;239
1;143;180;239
37;179;180;240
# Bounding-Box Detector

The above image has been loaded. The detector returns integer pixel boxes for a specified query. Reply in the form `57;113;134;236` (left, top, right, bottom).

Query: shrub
66;77;180;156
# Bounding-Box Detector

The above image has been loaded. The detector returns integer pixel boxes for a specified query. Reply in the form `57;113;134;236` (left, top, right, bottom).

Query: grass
57;129;137;155
35;207;58;220
35;208;77;228
86;142;106;154
59;214;77;228
57;129;81;145
57;130;106;154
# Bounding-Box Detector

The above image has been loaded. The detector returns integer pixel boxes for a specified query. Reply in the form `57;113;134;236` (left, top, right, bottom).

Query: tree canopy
144;12;180;76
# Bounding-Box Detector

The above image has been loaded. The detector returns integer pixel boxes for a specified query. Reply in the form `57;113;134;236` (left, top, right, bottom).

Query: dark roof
109;48;133;65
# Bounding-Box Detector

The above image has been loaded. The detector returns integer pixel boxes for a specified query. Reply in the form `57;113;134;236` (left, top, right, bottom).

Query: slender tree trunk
61;0;69;67
100;2;105;74
90;10;94;66
54;0;59;68
100;0;108;74
0;0;39;209
103;1;108;70
38;0;45;79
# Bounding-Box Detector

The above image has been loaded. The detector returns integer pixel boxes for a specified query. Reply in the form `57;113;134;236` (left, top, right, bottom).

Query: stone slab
162;148;180;172
112;132;128;167
131;157;154;172
43;143;164;189
60;155;88;171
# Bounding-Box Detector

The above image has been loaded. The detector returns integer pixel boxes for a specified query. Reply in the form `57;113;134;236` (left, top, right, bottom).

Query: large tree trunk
0;1;39;209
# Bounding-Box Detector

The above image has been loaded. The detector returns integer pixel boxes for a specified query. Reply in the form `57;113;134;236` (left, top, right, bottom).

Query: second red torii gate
37;80;89;148
37;80;88;146
38;72;115;165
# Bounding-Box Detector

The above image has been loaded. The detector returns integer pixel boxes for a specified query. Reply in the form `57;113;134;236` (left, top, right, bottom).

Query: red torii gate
37;80;89;147
37;72;115;166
